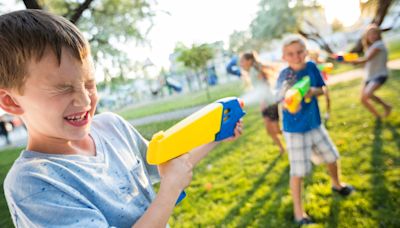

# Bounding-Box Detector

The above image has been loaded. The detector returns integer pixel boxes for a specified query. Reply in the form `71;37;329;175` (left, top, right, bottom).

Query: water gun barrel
147;97;246;165
335;53;359;62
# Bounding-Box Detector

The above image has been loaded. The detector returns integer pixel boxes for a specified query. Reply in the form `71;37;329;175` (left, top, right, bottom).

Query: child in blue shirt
276;36;353;225
0;10;242;227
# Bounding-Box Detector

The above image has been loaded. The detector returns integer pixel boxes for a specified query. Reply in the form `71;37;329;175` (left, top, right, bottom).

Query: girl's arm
350;47;380;64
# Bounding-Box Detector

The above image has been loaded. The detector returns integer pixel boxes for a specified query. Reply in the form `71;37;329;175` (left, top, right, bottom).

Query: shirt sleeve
9;188;110;228
309;62;325;87
275;70;286;91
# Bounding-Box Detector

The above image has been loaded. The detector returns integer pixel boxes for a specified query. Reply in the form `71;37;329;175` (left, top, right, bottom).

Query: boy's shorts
284;125;339;177
261;104;279;121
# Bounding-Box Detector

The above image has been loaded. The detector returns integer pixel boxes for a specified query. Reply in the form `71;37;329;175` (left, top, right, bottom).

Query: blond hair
282;35;307;51
0;10;90;94
362;24;382;51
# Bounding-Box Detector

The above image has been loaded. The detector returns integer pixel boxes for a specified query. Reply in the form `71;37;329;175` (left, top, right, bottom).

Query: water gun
283;76;311;114
333;53;359;62
317;62;334;81
147;97;245;203
317;62;334;74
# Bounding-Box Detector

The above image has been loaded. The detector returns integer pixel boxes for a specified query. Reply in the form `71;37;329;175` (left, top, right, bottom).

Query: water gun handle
176;191;186;205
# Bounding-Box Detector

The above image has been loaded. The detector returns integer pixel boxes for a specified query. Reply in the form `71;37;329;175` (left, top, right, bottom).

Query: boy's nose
73;89;91;107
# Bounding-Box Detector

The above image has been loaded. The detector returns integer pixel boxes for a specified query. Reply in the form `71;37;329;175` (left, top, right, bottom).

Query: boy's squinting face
14;48;98;144
282;42;307;68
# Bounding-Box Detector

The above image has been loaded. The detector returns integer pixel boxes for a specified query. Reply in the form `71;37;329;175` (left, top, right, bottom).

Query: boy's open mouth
64;111;89;127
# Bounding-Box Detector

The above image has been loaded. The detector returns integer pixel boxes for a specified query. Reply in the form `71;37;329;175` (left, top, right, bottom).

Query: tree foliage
175;43;214;71
21;0;156;81
250;0;299;41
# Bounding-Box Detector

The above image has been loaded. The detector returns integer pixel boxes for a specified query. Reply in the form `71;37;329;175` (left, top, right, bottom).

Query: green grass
388;39;400;60
116;81;244;120
1;74;399;227
0;147;23;228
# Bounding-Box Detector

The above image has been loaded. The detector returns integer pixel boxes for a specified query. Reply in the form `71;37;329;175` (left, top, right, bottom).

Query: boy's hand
223;119;243;142
304;87;316;100
304;87;323;100
158;154;193;192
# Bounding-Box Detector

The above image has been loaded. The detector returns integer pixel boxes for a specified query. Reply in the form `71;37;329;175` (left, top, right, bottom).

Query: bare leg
291;176;307;220
370;94;392;117
264;117;285;154
360;83;382;118
326;161;343;189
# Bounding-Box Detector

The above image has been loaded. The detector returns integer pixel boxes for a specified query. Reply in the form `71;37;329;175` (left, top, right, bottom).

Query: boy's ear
0;89;24;115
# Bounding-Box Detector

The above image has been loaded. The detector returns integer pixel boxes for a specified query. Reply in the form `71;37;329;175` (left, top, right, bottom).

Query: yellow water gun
334;52;359;62
146;97;245;204
147;97;245;165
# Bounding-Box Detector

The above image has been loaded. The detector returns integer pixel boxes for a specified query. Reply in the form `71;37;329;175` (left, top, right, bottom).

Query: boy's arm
305;87;324;99
133;154;192;228
133;120;242;227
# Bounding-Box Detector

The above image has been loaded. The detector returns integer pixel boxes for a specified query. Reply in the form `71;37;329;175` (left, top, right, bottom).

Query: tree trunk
23;0;94;25
69;0;95;24
351;0;393;53
23;0;42;9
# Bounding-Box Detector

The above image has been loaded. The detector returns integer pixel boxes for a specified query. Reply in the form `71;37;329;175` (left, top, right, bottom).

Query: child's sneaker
294;217;315;226
332;185;354;196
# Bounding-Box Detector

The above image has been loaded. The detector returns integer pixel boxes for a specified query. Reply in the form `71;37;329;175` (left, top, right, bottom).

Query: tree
21;0;155;82
174;43;214;99
298;0;400;54
350;0;400;53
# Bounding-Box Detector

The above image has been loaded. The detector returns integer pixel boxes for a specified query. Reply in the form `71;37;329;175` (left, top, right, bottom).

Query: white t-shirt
365;40;388;81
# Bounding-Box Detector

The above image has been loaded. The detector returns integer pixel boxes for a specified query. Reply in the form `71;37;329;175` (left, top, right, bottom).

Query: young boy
276;36;353;225
0;10;242;227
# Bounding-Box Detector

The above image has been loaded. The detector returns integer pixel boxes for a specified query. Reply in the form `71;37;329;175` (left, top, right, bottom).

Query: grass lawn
1;71;399;227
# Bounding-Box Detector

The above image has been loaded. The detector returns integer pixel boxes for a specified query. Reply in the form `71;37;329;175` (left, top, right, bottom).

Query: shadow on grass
248;166;291;228
387;123;400;150
217;155;284;226
370;120;397;227
327;196;341;228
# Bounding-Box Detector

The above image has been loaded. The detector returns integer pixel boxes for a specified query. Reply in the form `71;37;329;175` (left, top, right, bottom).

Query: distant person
0;117;11;145
228;51;285;154
345;24;392;119
277;36;353;225
0;10;243;227
249;51;286;155
226;53;255;91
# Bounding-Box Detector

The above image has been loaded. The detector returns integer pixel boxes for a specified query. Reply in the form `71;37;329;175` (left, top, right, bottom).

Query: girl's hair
241;53;255;62
362;24;382;50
